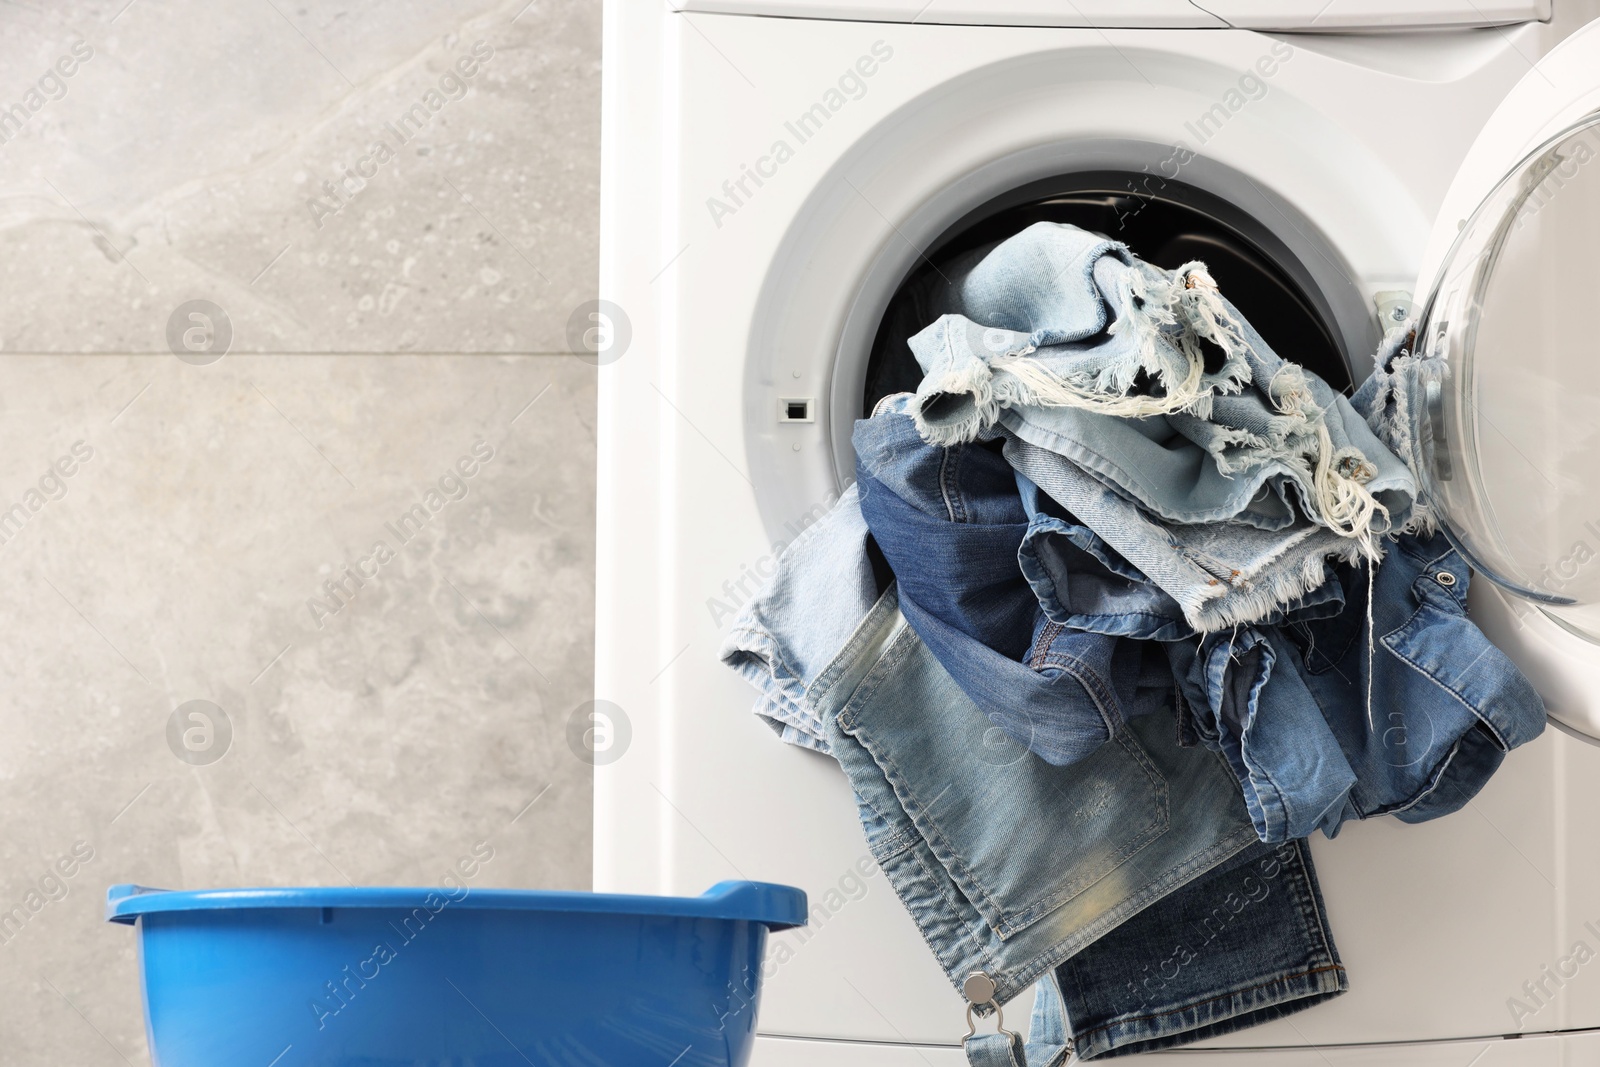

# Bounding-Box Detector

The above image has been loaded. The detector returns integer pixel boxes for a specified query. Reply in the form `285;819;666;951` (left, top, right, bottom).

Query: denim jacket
1166;530;1546;843
1005;458;1545;843
1291;531;1546;833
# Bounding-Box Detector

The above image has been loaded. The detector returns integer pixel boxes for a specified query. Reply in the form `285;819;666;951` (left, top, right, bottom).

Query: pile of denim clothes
721;222;1546;1063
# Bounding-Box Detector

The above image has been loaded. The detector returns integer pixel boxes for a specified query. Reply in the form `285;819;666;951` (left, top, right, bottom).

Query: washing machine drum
1413;112;1600;636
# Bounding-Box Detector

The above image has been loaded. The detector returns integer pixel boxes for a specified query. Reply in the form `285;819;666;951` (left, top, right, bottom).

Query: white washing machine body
597;2;1600;1060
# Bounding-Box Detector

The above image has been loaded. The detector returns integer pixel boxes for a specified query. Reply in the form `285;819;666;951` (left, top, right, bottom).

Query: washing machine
597;1;1600;1061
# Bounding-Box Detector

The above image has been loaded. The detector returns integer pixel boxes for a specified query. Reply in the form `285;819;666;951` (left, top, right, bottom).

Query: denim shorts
904;222;1415;536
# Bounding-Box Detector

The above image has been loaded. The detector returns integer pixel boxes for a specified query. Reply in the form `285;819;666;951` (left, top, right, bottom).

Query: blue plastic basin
107;880;806;1067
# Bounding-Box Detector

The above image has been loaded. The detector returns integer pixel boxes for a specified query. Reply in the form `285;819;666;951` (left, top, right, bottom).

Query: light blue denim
809;589;1345;1060
903;221;1416;549
917;223;1248;423
1167;627;1356;844
718;482;874;753
1351;325;1439;531
816;585;1257;1002
1006;433;1360;633
1013;471;1193;643
1013;471;1346;643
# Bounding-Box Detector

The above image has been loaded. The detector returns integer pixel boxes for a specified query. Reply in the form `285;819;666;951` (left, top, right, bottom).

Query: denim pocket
836;628;1169;940
1380;583;1530;754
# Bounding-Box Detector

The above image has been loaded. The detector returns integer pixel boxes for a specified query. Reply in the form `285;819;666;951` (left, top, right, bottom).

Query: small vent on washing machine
779;398;814;423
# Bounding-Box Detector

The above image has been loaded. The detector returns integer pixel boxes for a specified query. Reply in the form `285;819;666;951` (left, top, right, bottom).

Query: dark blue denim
1007;457;1546;842
1048;838;1345;1060
853;396;1170;766
967;838;1346;1064
1287;531;1546;832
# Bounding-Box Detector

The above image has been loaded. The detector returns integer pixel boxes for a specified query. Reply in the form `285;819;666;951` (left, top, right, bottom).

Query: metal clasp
960;972;1017;1041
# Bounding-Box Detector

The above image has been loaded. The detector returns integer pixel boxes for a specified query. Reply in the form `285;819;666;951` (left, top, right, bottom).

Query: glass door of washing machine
1406;0;1600;699
1414;110;1600;635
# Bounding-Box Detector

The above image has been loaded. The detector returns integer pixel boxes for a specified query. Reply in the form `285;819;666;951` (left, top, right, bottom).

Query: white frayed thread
978;262;1253;420
1170;265;1252;385
1364;556;1378;732
987;352;1195;418
1312;428;1388;556
1267;364;1389;559
1187;542;1332;633
1267;363;1393;732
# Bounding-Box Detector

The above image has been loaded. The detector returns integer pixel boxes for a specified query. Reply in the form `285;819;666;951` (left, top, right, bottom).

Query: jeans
968;840;1346;1064
1045;838;1345;1060
819;584;1257;1001
854;395;1168;766
719;490;1349;1059
803;587;1345;1061
718;482;876;753
911;224;1253;447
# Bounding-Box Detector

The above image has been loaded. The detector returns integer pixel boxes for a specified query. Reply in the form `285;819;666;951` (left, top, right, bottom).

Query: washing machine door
1410;17;1600;740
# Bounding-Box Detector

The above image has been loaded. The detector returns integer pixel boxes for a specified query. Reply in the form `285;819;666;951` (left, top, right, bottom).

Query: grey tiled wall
0;2;599;1062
